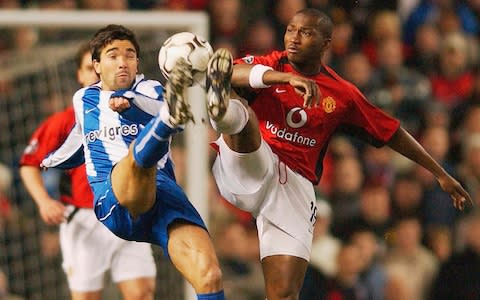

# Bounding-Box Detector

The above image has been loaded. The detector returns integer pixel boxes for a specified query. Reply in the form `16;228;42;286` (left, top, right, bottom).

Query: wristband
249;64;273;88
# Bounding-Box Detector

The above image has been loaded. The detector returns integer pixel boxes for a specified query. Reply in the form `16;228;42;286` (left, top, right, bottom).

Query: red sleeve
233;51;286;100
233;50;285;68
344;82;400;147
20;107;76;167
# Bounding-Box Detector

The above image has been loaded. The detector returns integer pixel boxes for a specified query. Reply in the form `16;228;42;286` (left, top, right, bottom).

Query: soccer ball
158;32;213;87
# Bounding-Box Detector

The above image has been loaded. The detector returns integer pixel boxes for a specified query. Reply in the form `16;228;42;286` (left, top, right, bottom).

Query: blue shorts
91;172;206;257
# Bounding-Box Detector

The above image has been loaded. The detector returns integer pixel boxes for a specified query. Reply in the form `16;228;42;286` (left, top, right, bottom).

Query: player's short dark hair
75;42;91;70
296;8;333;39
89;24;140;62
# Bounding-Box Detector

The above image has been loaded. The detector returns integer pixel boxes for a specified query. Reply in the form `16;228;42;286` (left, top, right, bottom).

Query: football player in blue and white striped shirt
44;24;225;300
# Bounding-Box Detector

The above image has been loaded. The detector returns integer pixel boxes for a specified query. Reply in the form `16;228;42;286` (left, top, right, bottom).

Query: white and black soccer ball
158;32;213;87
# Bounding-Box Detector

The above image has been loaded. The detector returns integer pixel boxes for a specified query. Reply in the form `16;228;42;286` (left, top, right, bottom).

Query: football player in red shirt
19;43;156;300
205;8;471;300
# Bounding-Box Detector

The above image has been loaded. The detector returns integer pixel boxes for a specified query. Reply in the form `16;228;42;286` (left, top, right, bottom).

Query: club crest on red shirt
322;96;336;113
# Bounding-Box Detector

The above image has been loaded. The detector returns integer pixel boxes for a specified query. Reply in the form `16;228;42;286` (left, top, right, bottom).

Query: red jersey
20;107;93;208
430;72;474;108
235;51;400;184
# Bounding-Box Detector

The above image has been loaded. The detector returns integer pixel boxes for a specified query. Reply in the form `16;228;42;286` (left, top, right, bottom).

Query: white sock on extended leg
160;103;176;129
210;99;248;134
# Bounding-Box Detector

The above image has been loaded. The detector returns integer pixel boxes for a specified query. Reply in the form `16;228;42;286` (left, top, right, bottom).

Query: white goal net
0;10;210;300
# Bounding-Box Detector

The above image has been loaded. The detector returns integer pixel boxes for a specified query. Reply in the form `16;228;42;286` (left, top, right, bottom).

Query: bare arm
19;166;65;225
387;127;472;210
232;64;320;108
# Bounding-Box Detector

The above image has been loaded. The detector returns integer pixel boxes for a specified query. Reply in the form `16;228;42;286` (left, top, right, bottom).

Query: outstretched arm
232;64;320;108
387;127;472;210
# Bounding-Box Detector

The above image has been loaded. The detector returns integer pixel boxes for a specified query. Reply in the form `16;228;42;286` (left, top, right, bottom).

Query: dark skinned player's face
284;13;329;71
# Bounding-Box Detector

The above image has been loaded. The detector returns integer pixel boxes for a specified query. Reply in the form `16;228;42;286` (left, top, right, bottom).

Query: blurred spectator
437;7;463;35
450;104;480;165
325;243;368;300
450;66;480;138
301;243;368;300
351;229;387;300
336;0;397;46
267;0;307;49
461;105;480;135
384;266;415;300
384;215;438;300
340;52;374;95
420;126;451;165
329;156;364;227
12;26;38;54
391;171;424;220
361;10;404;67
362;145;396;187
429;209;480;300
209;0;244;45
406;22;440;76
239;17;277;56
425;225;453;263
421;101;450;129
403;0;479;46
317;136;358;196
334;184;391;242
430;32;474;109
369;37;430;134
326;18;354;71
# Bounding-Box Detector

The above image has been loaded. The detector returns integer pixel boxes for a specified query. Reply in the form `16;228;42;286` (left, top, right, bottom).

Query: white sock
159;103;176;128
210;99;249;134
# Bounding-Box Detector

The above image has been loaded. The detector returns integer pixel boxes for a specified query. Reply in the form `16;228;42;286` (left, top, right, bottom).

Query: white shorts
60;208;156;292
212;136;316;261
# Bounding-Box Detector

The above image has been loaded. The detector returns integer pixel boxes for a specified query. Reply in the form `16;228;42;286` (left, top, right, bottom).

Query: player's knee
266;279;301;299
196;263;223;292
121;279;155;300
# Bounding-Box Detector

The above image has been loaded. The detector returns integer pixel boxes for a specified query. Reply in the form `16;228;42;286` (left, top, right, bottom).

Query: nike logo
85;107;97;114
275;88;286;93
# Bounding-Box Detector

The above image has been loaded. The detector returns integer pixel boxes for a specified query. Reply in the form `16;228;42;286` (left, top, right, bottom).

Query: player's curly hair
89;24;140;62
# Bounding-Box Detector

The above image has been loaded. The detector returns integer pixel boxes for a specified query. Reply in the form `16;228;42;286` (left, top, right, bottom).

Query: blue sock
197;290;225;300
133;116;176;168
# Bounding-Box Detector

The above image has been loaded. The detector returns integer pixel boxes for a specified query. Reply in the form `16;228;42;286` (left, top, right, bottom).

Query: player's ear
93;59;101;74
321;38;331;51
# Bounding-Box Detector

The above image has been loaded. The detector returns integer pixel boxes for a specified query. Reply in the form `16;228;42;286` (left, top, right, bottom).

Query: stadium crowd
2;0;480;299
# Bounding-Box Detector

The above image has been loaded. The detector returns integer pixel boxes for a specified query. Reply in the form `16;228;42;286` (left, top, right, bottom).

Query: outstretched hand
288;76;320;108
437;174;473;210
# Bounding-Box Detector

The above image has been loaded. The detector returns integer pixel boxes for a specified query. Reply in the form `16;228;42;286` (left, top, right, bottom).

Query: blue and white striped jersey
42;74;175;185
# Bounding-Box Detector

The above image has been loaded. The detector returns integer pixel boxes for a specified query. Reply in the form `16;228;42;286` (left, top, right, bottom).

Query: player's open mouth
286;47;299;54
